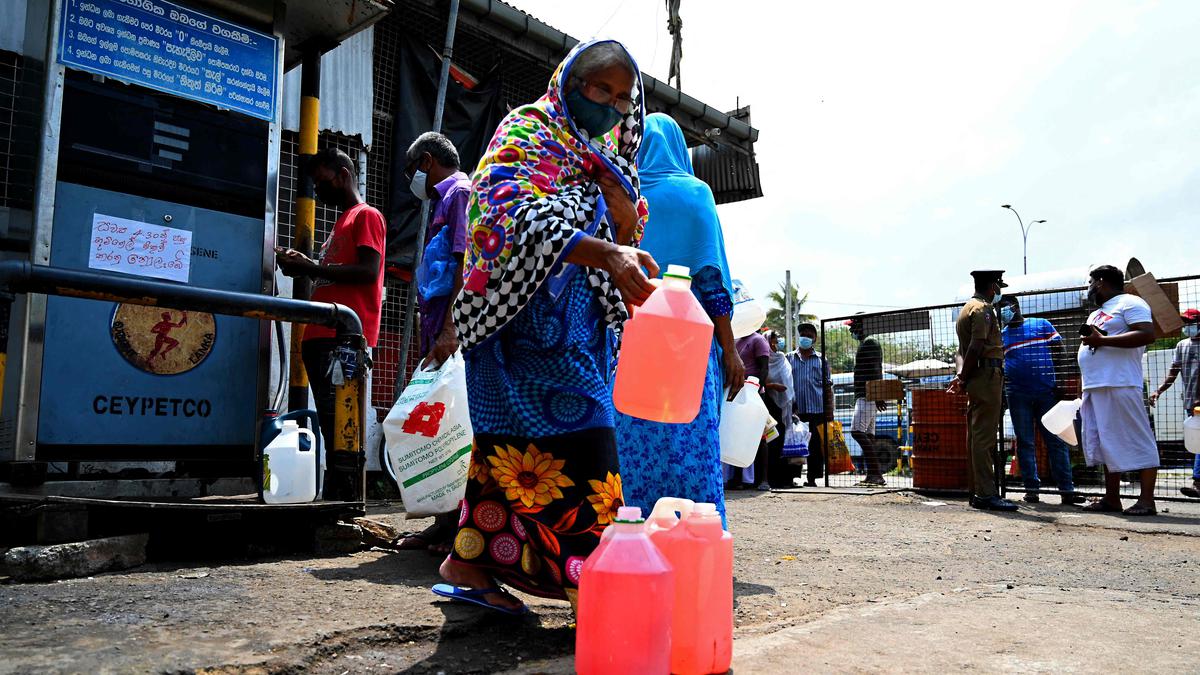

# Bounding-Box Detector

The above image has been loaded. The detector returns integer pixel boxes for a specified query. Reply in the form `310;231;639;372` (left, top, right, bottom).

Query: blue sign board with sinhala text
58;0;278;121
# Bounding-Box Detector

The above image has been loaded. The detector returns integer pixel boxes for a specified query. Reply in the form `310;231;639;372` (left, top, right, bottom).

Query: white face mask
1185;325;1200;339
409;169;430;201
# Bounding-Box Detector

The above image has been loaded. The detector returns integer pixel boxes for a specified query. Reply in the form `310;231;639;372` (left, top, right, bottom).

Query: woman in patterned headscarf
432;40;657;614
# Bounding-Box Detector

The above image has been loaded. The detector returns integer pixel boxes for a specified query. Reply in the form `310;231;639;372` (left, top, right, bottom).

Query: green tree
765;282;818;341
820;326;858;373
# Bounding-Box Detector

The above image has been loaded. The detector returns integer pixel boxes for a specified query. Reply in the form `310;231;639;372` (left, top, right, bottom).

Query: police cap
970;270;1008;287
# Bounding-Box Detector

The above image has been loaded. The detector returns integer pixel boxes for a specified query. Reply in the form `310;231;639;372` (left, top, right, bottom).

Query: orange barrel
910;389;970;490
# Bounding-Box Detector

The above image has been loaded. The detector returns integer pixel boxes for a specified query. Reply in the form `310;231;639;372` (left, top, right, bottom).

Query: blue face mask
798;337;815;350
1000;306;1015;324
776;339;786;350
566;88;623;138
1185;325;1200;339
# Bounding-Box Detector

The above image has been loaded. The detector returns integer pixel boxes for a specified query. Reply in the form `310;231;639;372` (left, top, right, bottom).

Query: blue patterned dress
615;266;732;526
466;269;615;437
454;269;623;602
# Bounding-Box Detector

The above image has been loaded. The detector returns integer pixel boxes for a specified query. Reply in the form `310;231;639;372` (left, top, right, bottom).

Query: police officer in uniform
948;270;1018;511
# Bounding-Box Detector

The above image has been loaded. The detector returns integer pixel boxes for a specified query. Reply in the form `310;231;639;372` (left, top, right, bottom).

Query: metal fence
816;275;1199;502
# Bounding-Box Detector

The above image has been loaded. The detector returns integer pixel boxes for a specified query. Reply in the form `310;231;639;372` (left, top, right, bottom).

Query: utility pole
785;269;793;352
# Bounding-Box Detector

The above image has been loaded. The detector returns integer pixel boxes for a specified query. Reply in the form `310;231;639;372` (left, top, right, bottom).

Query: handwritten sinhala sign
58;0;278;121
88;213;192;283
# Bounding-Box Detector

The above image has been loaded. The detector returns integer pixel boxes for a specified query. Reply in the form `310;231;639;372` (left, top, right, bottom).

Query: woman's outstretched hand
604;245;659;307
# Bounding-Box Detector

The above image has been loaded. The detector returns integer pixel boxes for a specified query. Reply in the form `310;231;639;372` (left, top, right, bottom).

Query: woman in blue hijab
615;113;744;525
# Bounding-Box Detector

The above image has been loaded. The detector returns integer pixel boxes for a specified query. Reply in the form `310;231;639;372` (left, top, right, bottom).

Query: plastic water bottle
613;264;715;424
576;507;675;675
1185;407;1200;454
262;420;319;504
719;376;770;467
647;499;734;675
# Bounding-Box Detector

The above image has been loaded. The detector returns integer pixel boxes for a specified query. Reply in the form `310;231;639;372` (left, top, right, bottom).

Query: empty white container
719;376;769;468
1040;398;1082;447
262;420;318;504
1185;408;1200;454
729;281;766;339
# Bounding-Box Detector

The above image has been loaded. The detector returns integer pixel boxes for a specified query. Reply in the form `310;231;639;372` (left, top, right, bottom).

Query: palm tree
765;282;817;344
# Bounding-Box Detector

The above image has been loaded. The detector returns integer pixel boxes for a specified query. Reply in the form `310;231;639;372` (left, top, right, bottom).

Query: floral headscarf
454;40;648;352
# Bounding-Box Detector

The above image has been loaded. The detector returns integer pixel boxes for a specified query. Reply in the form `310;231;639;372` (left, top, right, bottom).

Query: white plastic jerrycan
720;376;769;468
1185;407;1200;454
1040;398;1082;446
262;420;319;504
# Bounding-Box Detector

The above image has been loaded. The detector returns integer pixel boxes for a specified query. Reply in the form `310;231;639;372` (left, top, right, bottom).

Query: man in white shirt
1078;265;1160;515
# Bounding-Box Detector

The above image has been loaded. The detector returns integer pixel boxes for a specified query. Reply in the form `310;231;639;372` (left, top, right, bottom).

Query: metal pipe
432;0;461;133
0;260;367;503
396;0;461;391
0;261;364;338
289;47;322;412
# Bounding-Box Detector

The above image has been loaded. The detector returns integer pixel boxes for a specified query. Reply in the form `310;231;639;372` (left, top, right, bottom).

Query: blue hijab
636;113;733;299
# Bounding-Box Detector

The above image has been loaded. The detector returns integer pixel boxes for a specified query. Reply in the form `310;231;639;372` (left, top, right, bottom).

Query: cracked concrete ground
2;490;1199;674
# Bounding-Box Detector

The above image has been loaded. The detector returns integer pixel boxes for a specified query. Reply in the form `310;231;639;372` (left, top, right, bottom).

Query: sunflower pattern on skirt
450;429;623;601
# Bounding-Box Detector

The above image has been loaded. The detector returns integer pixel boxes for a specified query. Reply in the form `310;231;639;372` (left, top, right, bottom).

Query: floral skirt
449;428;623;602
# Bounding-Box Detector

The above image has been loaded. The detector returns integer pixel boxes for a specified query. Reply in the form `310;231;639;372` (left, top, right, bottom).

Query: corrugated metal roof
281;27;375;149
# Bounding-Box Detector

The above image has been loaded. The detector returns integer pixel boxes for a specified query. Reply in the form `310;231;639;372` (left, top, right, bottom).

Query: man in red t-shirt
277;148;386;449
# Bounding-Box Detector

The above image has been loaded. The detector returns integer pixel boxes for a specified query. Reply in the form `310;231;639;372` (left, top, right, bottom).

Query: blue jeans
1009;390;1075;492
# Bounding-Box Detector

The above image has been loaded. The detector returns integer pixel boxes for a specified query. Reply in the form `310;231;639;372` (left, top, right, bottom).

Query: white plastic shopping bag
782;416;810;458
383;351;473;517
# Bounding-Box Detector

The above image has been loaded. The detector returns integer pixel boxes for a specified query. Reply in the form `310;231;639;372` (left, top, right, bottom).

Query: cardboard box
1124;272;1183;339
867;379;904;401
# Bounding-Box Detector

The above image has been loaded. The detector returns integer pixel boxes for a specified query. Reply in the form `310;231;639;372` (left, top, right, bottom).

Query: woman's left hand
596;173;638;244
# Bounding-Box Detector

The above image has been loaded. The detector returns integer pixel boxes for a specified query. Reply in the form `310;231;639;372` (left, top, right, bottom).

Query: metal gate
813;274;1199;501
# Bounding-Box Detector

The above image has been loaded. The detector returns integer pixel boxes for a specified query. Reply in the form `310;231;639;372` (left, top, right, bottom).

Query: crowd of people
274;38;1200;615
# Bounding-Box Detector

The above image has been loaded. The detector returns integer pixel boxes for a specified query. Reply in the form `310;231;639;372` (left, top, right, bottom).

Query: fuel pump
1;0;390;503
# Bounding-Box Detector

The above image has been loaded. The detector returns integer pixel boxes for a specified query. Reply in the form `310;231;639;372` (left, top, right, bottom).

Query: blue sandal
431;583;530;616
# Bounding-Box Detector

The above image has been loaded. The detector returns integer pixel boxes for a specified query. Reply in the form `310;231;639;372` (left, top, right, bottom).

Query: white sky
507;0;1200;320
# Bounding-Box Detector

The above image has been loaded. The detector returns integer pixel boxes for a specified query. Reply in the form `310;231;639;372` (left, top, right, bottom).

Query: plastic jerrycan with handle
576;507;675;675
1185;407;1200;454
613;264;715;424
262;420;319;504
647;499;735;675
259;409;323;499
720;376;770;467
1040;398;1082;446
646;496;694;535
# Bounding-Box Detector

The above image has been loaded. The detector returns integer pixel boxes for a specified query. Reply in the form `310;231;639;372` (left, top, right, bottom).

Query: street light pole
1001;204;1046;275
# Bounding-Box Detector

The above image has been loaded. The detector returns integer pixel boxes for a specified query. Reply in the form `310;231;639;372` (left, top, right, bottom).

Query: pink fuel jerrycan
613;264;715;423
648;498;734;675
576;507;675;675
